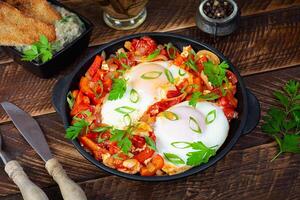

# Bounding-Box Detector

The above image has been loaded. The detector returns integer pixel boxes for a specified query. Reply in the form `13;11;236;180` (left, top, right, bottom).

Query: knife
0;132;49;200
1;102;87;200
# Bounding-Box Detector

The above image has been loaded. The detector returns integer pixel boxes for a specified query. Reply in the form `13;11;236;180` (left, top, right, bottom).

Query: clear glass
98;0;149;30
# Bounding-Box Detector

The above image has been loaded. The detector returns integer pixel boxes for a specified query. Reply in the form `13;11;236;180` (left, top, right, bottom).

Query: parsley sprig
110;128;132;154
21;35;58;63
66;119;89;140
108;78;127;100
203;61;229;87
261;80;300;161
189;91;220;107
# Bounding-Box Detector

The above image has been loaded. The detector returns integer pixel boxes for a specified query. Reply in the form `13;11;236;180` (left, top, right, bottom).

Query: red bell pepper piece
134;148;155;163
87;55;102;77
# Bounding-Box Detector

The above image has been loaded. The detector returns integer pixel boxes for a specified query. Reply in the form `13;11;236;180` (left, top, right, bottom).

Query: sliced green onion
161;111;179;121
178;68;186;76
80;110;92;117
190;49;196;56
185;59;198;72
189;116;202;134
201;93;220;101
117;52;127;59
141;71;162;79
130;89;140;103
164;68;174;84
147;49;160;60
165;43;177;59
121;63;131;69
171;141;192;149
101;51;106;59
117;69;126;75
115;106;136;114
164;153;185;165
123;113;132;126
145;136;157;151
92;126;112;132
205;109;217;124
97;135;106;143
66;91;75;109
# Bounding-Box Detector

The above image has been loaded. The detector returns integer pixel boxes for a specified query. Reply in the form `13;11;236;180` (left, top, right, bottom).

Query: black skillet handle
52;75;72;115
242;89;261;135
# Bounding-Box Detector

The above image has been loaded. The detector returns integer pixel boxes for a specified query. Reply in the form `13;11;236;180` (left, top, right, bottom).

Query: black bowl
52;32;260;181
1;0;93;78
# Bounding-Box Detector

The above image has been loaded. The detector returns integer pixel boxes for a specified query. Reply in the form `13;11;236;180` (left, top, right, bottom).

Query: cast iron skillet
52;32;260;181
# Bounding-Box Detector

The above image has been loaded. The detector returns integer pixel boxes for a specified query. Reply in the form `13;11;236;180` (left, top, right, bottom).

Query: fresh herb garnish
203;61;229;87
117;52;131;69
115;106;136;114
66;91;75;110
110;129;132;154
66;119;89;140
147;49;160;60
205;109;217;124
178;68;187;76
165;43;177;59
189;116;202;134
123;113;132;126
130;89;140;103
185;59;198;72
161;111;179;121
108;78;127;100
261;80;300;161
163;153;185;165
92;126;112;132
145;136;157;151
21;35;56;63
164;68;174;84
188;91;220;107
141;71;162;79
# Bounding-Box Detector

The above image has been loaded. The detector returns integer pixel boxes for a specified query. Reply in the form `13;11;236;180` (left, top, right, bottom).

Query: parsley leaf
261;80;300;161
65;120;89;140
203;61;229;87
189;91;220;107
110;129;132;154
21;35;55;63
108;78;127;100
186;141;216;166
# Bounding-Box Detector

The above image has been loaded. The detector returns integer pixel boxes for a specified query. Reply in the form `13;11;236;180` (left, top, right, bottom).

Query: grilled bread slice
3;0;61;24
0;2;56;46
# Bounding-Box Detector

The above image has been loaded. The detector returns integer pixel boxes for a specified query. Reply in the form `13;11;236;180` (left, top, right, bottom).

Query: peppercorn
203;0;233;19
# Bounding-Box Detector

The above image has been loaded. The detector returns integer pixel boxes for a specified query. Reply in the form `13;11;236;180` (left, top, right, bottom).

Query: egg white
101;61;190;129
154;101;229;168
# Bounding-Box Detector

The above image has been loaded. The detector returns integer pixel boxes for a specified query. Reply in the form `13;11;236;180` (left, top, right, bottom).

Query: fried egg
101;61;190;129
154;101;229;174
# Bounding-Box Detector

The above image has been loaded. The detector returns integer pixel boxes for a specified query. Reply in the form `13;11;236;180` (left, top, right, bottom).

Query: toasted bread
3;0;61;24
0;2;56;46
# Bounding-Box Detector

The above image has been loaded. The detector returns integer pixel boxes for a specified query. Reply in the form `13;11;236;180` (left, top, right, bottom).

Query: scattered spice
203;0;234;19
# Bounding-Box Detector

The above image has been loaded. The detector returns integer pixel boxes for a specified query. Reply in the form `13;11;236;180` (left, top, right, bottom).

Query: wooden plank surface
1;6;300;124
0;66;299;199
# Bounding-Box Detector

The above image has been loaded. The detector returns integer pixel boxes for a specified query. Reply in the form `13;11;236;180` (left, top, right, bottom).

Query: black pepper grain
203;0;233;19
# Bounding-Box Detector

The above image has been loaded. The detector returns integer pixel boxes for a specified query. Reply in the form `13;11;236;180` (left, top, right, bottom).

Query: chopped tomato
86;133;98;140
132;135;146;148
134;148;154;163
103;78;113;92
174;55;185;66
71;91;90;116
223;107;235;120
80;136;100;152
166;90;181;98
226;70;238;84
109;142;120;155
87;55;102;77
151;154;164;170
131;36;157;56
149;132;156;142
79;77;94;98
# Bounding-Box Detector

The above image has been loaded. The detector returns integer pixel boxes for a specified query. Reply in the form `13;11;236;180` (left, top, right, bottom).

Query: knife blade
1;101;87;200
0;102;52;162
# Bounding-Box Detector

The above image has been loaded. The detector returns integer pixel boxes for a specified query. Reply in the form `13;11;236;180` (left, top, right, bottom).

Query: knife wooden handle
5;160;49;200
45;158;87;200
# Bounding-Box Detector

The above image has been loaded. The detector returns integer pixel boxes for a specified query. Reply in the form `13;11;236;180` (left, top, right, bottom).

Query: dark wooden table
0;0;300;199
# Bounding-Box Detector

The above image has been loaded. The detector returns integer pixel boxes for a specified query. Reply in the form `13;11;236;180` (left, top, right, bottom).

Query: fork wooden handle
5;160;49;200
45;158;87;200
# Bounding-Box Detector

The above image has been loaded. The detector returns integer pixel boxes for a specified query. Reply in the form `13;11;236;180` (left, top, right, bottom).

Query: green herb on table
189;91;220;107
261;80;300;161
203;61;229;87
21;35;56;63
66;119;89;140
108;78;127;100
